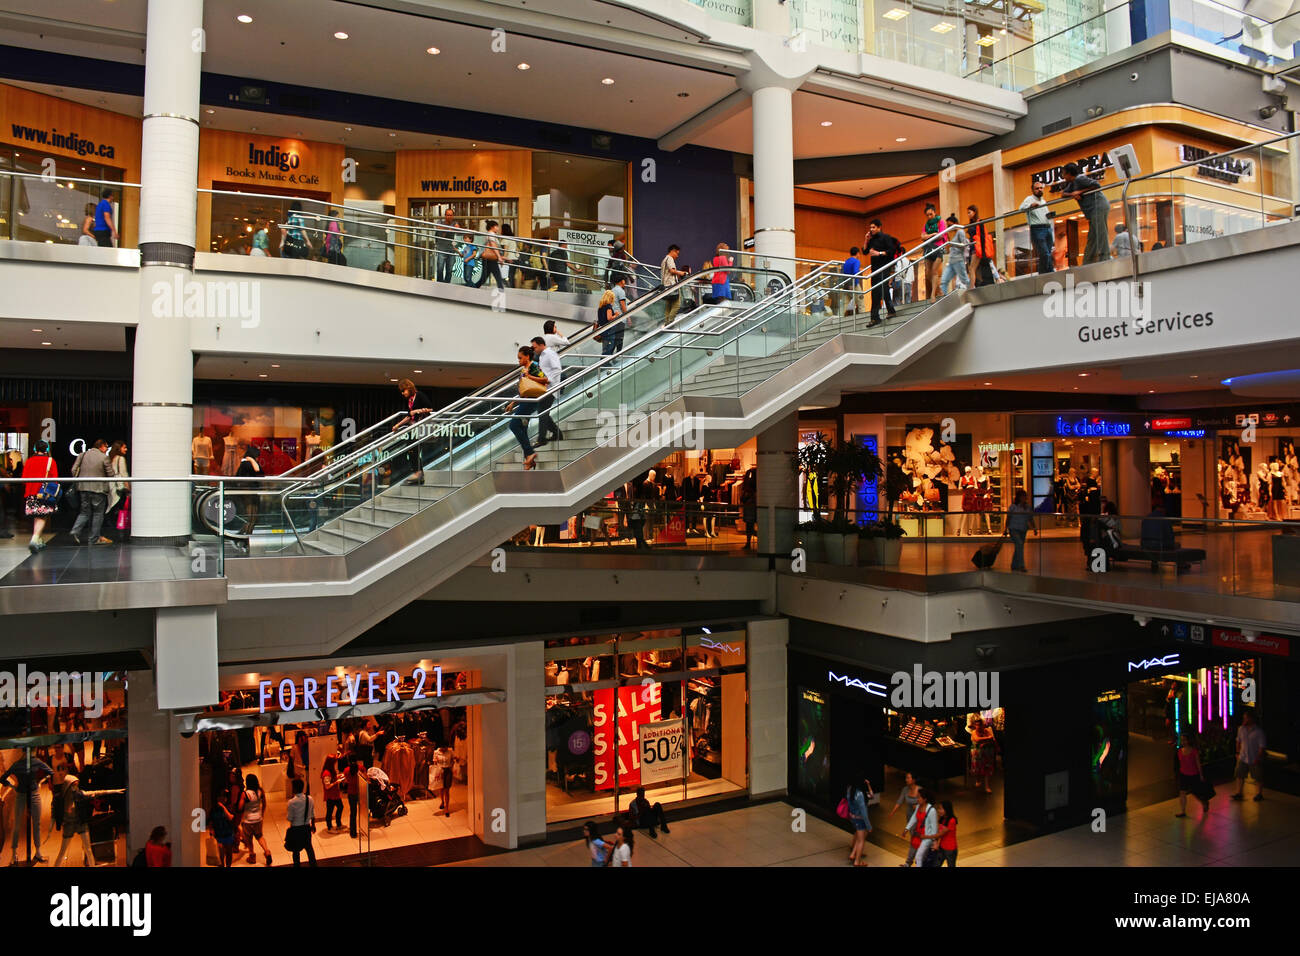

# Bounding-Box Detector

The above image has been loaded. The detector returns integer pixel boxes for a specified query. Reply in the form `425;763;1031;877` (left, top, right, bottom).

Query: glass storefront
192;402;339;476
545;625;749;824
0;148;124;244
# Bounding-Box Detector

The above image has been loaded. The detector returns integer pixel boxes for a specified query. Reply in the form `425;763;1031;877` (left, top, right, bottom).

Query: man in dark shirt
864;218;900;326
625;786;671;838
394;378;435;486
546;241;572;293
1079;466;1102;560
1061;162;1111;264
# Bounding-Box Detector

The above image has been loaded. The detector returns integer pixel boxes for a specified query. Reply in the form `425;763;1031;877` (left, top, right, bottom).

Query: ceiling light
427;46;441;55
677;92;690;98
205;109;215;114
517;62;530;70
389;132;397;137
1190;374;1199;379
250;126;257;131
883;7;909;19
895;136;908;142
390;378;399;383
334;32;349;40
602;77;615;85
820;121;833;127
1148;389;1156;393
31;328;42;332
237;14;253;24
344;127;353;132
271;364;280;368
1000;27;1009;34
1077;372;1090;377
982;381;992;386
413;369;423;373
931;22;955;33
259;373;268;378
40;341;51;346
977;35;997;46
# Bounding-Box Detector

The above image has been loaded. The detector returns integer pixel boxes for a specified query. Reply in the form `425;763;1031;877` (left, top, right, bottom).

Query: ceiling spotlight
334;31;349;40
271;364;280;368
344;127;353;132
883;7;909;19
31;328;42;332
40;341;52;346
895;136;908;142
982;381;992;386
1077;372;1090;377
820;121;833;127
205;108;215;114
389;132;397;137
237;14;253;24
427;46;441;55
602;77;615;85
517;62;530;70
413;369;423;373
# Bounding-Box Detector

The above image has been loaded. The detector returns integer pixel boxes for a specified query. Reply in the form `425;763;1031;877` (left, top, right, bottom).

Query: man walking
864;219;900;326
838;246;862;316
547;240;575;292
285;778;317;867
1020;180;1055;275
939;214;970;295
70;438;115;546
921;204;945;298
1061;162;1111;264
1003;489;1037;571
92;188;118;247
531;335;564;446
433;207;459;282
1232;709;1266;802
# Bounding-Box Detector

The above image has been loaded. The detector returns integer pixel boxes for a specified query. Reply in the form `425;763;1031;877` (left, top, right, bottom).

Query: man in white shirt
660;243;687;324
1019;180;1055;275
1232;709;1266;801
285;779;317;867
541;319;570;351
531;336;563;446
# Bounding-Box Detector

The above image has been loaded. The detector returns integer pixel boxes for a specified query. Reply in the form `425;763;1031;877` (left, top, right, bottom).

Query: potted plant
823;439;883;567
857;521;880;565
871;518;907;566
798;517;828;563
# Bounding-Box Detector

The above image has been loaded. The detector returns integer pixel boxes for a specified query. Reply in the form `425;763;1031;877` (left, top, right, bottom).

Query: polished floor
449;784;1297;868
0;534;219;586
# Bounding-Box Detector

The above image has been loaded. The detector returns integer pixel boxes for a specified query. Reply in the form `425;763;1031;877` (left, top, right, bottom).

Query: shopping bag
971;541;1003;569
116;502;130;531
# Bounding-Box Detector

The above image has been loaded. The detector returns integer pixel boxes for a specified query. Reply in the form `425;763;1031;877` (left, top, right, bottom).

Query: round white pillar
750;85;797;263
132;0;204;540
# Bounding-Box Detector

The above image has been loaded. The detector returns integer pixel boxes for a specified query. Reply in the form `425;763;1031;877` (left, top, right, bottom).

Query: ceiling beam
657;87;748;151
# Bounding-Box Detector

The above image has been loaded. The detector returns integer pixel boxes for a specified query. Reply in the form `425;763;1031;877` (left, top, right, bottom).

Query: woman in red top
936;800;958;866
144;826;172;867
20;440;58;552
1175;732;1211;817
710;242;734;301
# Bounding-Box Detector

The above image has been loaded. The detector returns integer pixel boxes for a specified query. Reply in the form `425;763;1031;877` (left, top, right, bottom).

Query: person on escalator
864;219;900;326
235;443;263;542
710;242;734;302
531;336;563;446
660;243;688;324
393;379;434;486
507;346;546;471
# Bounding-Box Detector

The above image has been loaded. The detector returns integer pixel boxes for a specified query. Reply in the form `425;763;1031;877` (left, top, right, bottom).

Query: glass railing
0;172;140;249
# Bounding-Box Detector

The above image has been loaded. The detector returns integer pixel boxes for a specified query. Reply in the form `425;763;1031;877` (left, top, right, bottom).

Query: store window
193;402;338;476
544;626;748;824
0;670;129;866
0;148;124;244
530;151;626;272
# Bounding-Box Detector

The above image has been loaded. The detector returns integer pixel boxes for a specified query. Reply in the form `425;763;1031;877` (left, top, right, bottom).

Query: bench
1110;545;1207;573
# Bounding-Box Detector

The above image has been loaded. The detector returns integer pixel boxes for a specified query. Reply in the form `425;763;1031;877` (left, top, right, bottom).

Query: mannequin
959;465;978;535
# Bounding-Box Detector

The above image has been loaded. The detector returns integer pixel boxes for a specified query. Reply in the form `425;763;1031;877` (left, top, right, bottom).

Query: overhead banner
639;718;687;786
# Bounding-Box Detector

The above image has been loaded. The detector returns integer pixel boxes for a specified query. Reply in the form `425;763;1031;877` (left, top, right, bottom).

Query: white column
758;412;798;555
746;618;789;798
749;85;797;262
132;0;204;539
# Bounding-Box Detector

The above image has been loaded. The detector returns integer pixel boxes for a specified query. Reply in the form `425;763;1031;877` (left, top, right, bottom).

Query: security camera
974;644;997;660
1129;72;1140;82
1260;104;1280;119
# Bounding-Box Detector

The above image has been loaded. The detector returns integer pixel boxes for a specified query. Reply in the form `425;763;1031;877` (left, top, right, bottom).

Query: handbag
518;376;547;400
35;457;60;506
116;499;131;531
835;797;850;819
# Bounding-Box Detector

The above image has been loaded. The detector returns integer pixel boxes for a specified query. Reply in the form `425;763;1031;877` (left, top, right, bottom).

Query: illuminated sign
699;637;743;654
1178;145;1254;185
1056;416;1131;437
258;665;441;713
1096;690;1122;703
1151;417;1191;430
1032;151;1116;194
978;442;1016;453
249;143;299;171
828;670;887;698
1128;653;1180;672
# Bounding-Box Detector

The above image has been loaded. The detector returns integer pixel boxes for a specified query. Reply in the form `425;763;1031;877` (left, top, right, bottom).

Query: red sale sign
593;684;663;790
658;509;686;544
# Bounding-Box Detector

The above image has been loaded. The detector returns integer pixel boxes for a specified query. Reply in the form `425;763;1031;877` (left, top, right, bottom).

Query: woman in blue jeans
846;774;874;867
507;346;545;471
1003;488;1036;571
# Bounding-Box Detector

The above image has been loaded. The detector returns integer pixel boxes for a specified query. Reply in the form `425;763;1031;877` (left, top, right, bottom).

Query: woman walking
583;821;613;867
106;440;130;540
710;242;734;301
507;346;546;471
321;752;344;832
211;790;238;868
1175;732;1212;818
610;825;634;867
240;774;272;866
936;800;958;866
845;774;873;866
970;715;997;793
890;772;922;866
20;440;58;553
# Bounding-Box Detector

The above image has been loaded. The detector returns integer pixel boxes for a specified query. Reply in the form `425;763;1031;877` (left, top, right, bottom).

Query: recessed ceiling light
237;14;253;24
334;31;349;39
344;127;353;132
883;7;909;19
931;21;955;33
1148;389;1156;393
31;328;42;332
977;35;998;46
517;62;530;70
427;46;441;55
982;381;992;386
271;364;280;368
205;109;215;114
602;77;615;85
40;341;51;346
1073;386;1079;390
250;126;257;131
1077;372;1090;377
895;136;908;142
390;378;399;383
259;373;268;378
413;369;423;373
820;121;833;127
389;132;397;137
677;92;690;98
1190;374;1199;379
471;143;477;147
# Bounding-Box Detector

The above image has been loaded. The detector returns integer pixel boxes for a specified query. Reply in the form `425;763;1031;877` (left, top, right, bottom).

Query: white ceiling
193;354;501;389
0;318;126;352
801;175;925;199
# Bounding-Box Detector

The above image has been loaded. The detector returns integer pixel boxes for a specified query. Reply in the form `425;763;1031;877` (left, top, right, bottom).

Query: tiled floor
448;787;1300;867
0;535;219;586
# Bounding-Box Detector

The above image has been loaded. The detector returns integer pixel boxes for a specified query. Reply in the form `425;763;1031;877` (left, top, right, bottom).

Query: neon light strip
1174;697;1180;738
1220;666;1227;729
1187;674;1192;733
1229;665;1234;717
1207;666;1213;722
1197;668;1204;734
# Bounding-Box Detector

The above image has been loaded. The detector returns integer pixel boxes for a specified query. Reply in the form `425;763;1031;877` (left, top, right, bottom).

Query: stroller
366;766;408;827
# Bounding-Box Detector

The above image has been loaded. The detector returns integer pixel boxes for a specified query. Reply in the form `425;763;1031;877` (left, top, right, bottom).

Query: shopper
345;756;364;838
921;204;945;297
1098;499;1122;561
474;220;506;290
70;438;115;546
889;771;922;866
936;800;959;866
939;215;970;295
626;786;671;839
106;440;130;540
280;201;312;259
233;773;270;865
1061;162;1111;264
660;243;688;323
234;443;263;539
583;821;613;867
906;788;940;867
531;336;564;446
1080;467;1102;561
741;469;757;550
211;790;238;868
392;378;434;486
1020;180;1055;275
144;826;172;867
506;346;546;471
1175;733;1212;818
78;202;97;247
500;223;520;286
594;288;622;358
250;220;270;257
434;208;459;282
864;219;900;326
845;774;873;867
710;242;734;302
431;744;454;814
21;440;58;553
2;755;52;864
541;319;571;351
1003;488;1036;571
547;240;575;292
966;206;996;287
285;778;317;866
838;246;862;317
970;715;996;793
92;188;118;247
610;825;634;867
1111;222;1137;258
321;754;344;832
1232;709;1266;802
